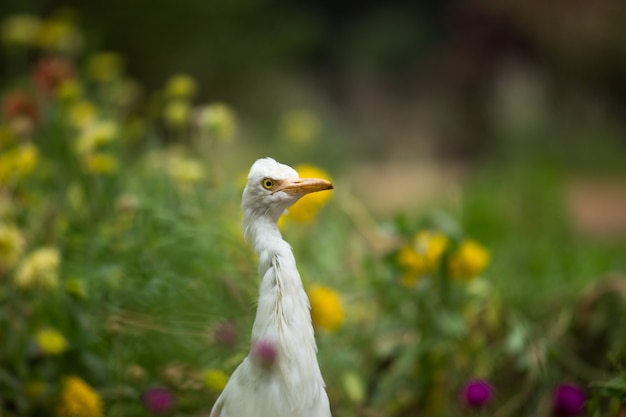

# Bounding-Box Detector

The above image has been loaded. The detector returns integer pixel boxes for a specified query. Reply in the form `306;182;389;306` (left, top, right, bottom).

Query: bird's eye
262;179;274;189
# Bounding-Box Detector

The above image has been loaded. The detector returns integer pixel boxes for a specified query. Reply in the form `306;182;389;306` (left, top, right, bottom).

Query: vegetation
1;8;625;417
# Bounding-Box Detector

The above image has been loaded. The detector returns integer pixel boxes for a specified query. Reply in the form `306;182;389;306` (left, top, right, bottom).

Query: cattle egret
210;158;334;417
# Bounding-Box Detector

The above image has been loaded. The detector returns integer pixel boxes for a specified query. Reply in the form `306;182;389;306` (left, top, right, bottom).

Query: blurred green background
4;0;626;158
1;1;625;416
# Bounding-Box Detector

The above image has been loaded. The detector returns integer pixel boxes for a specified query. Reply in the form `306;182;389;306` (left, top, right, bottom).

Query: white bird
211;157;334;417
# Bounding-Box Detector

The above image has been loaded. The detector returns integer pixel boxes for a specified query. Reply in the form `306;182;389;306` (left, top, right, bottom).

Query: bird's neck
244;211;286;267
244;210;317;347
243;211;325;407
245;213;306;302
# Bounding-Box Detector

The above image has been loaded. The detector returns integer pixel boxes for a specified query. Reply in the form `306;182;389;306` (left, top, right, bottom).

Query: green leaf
342;371;366;403
435;312;468;340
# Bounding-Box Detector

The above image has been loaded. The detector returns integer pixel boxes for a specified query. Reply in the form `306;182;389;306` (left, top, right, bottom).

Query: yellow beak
274;178;334;196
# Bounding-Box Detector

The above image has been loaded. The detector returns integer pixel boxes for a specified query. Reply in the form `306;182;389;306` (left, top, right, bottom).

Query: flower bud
142;386;176;415
461;378;493;408
251;339;278;370
552;383;585;417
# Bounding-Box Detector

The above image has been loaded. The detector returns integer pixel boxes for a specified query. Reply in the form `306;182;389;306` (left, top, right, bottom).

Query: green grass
460;152;625;313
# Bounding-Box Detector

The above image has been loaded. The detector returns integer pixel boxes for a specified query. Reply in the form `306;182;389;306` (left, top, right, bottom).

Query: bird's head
242;158;333;222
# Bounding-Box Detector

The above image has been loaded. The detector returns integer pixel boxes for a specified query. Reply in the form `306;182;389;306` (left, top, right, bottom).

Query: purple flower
142;386;175;415
251;339;278;369
461;378;494;408
552;383;586;417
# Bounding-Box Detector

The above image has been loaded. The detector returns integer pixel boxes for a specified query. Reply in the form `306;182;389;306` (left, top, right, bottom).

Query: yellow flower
165;74;197;99
307;285;345;332
396;246;422;269
14;247;60;290
163;99;191;127
75;120;118;154
203;369;228;391
1;14;41;46
56;376;103;417
69;101;97;129
396;246;427;286
83;152;119;174
56;79;83;102
280;108;321;145
195;103;236;142
86;52;124;82
36;11;83;54
0;223;25;271
165;154;205;183
279;164;333;226
448;239;490;280
396;231;449;285
146;148;205;184
36;328;68;355
0;144;39;186
414;230;449;273
14;143;38;173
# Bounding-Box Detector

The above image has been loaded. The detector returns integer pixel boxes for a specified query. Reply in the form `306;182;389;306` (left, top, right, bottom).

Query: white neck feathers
243;210;325;409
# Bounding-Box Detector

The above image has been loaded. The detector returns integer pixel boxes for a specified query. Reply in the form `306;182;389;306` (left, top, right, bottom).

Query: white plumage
210;158;333;417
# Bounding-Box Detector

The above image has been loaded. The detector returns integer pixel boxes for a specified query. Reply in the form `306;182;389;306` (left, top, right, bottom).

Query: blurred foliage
0;6;625;417
2;0;625;144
